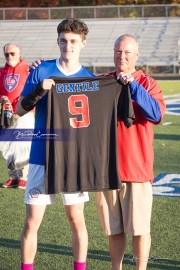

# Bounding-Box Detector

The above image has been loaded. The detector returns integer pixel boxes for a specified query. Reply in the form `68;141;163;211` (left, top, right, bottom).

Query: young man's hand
41;79;55;90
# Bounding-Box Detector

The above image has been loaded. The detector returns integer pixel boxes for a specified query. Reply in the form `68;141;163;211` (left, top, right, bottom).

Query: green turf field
0;81;179;270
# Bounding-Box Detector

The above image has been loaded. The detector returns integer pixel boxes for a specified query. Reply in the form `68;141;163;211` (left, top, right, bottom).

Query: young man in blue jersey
16;18;95;270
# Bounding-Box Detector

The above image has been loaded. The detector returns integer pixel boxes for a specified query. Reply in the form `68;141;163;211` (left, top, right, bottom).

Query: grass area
0;80;180;270
153;81;180;176
157;80;180;95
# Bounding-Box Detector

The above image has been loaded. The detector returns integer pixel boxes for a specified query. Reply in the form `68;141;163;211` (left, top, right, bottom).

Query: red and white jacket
0;59;29;113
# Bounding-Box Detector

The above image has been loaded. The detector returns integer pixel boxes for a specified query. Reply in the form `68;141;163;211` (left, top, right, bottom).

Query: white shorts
24;164;89;206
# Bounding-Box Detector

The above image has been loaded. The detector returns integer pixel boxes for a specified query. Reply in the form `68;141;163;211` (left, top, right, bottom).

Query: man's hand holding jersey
41;79;55;91
117;72;134;85
21;78;55;112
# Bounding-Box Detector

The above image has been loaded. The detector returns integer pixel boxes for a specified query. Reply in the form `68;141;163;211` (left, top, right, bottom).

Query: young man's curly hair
57;18;89;40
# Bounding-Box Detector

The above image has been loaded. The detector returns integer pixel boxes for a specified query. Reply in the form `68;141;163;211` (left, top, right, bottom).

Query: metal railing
0;5;180;20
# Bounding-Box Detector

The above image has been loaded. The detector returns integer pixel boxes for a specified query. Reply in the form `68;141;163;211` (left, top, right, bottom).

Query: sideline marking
162;122;172;125
153;173;180;197
164;94;180;116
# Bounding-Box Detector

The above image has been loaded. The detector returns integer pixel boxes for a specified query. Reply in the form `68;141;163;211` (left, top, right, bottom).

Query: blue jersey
21;59;95;165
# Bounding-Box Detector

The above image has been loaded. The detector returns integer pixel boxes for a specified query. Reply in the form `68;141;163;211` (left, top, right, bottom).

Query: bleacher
0;18;179;71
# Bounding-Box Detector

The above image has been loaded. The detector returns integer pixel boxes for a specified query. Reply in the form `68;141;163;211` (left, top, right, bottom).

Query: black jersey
45;76;135;193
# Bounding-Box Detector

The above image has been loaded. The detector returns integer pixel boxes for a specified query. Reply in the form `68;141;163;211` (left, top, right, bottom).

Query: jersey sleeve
117;84;135;128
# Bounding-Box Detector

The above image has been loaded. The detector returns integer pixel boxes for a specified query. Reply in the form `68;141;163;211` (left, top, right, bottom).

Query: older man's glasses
4;52;16;57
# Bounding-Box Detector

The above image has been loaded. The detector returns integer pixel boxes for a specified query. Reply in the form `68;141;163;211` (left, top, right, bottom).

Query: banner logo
4;74;20;92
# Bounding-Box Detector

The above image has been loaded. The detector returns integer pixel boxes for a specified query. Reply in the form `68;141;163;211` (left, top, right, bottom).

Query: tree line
0;0;179;8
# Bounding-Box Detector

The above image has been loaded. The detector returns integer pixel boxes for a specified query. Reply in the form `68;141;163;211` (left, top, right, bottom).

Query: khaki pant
95;182;153;236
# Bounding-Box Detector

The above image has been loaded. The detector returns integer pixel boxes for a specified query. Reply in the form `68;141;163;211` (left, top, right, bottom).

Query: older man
95;35;166;270
0;43;30;189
